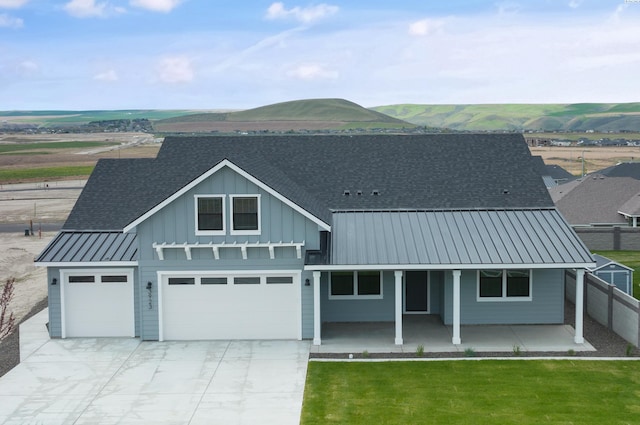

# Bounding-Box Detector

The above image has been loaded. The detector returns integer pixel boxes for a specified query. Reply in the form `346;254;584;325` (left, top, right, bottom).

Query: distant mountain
153;98;414;132
370;103;640;132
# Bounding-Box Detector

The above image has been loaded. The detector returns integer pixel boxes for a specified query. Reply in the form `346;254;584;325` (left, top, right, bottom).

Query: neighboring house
532;156;575;188
35;134;594;346
550;175;640;227
588;254;634;296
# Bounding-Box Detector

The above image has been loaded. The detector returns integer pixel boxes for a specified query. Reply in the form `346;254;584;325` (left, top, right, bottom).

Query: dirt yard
531;145;640;176
0;181;83;325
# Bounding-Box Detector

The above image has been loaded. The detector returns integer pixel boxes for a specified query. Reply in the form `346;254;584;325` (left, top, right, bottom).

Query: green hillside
0;110;201;125
155;98;409;126
371;103;640;131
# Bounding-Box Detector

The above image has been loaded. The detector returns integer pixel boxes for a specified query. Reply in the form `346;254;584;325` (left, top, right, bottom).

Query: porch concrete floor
310;315;596;354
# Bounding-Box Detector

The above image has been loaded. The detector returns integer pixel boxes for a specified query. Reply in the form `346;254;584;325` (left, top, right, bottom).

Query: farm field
301;360;640;425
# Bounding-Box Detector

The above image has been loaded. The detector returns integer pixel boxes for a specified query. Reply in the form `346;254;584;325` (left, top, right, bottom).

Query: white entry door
160;272;301;341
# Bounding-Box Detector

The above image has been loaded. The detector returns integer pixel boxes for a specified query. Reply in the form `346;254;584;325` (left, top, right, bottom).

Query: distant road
0;222;63;233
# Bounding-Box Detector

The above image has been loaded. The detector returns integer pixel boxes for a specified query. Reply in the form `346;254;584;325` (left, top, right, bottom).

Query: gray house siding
47;268;62;338
321;271;396;322
137;166;321;260
441;269;565;325
133;165;322;340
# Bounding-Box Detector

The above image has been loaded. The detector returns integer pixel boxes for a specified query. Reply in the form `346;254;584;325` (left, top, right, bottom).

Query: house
532;156;575;188
35;134;594;346
588;254;634;296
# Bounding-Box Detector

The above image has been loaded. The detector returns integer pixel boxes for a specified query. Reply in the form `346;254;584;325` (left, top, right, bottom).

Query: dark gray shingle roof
64;134;553;230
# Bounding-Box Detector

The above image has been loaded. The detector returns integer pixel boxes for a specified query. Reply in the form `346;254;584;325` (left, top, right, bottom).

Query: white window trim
476;269;532;302
230;194;261;235
329;271;383;300
195;194;226;236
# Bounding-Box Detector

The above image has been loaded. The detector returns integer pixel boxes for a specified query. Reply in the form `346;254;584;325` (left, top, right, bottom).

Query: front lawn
594;251;640;299
301;360;640;425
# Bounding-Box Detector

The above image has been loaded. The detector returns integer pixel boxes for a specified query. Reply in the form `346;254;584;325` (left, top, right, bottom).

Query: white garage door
160;272;300;340
62;269;135;338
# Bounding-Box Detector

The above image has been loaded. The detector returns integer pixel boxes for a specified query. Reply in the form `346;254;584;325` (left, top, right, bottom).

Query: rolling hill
370;103;640;132
152;98;414;132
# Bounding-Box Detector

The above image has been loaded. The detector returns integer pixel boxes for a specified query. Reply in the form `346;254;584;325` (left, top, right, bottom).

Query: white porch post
452;270;461;345
394;271;403;345
633;216;638;228
575;268;585;344
313;271;322;345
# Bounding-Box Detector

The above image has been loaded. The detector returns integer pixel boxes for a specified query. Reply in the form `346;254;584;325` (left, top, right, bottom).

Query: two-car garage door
159;272;301;341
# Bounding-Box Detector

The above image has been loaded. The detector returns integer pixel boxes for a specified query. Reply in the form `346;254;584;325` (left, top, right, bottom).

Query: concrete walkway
1;309;310;424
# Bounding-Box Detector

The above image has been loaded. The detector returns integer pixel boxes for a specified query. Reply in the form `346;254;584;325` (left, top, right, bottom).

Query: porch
310;315;595;354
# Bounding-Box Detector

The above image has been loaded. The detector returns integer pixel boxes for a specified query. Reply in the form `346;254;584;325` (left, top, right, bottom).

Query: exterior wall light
51;278;57;285
305;278;311;286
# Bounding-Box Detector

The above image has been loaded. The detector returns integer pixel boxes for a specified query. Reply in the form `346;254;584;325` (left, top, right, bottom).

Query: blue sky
1;0;639;110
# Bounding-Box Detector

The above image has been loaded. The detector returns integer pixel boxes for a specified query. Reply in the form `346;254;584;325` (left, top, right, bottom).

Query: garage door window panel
68;276;95;283
168;277;195;285
234;277;260;285
101;275;128;283
201;277;227;285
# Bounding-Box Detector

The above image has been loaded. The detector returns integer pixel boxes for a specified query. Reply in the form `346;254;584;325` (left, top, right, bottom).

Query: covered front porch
310;315;596;354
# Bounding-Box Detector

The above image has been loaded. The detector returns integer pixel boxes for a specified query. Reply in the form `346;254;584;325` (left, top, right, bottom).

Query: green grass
301;361;640;425
593;251;640;299
0;166;94;182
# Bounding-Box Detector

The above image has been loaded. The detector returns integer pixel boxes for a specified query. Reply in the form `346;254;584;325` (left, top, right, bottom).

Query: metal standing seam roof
327;209;594;269
35;232;138;264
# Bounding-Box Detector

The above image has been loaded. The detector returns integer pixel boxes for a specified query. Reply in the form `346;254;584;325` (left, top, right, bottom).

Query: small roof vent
372;190;380;196
502;189;510;195
356;190;363;196
343;190;351;196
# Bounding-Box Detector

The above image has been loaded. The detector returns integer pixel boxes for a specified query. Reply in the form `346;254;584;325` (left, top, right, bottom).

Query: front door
404;271;429;313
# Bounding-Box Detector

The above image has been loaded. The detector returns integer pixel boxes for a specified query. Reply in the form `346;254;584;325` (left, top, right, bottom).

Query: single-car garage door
160;272;300;340
62;269;135;338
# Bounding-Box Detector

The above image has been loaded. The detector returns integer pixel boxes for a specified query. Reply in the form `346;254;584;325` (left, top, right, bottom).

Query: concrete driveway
0;311;310;424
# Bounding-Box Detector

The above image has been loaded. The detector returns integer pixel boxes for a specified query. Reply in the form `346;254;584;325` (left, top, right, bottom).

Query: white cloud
64;0;109;18
18;60;38;74
129;0;183;13
265;2;338;23
156;56;194;83
568;0;582;9
94;69;118;81
287;63;338;80
0;12;22;27
0;0;29;9
408;18;444;36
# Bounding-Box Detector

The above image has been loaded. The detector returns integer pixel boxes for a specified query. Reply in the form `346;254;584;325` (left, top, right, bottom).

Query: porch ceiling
326;209;594;270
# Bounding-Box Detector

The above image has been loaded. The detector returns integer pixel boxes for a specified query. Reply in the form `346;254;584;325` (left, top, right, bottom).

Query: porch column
313;271;322;345
633;217;638;228
452;270;461;345
394;271;403;345
575;268;585;344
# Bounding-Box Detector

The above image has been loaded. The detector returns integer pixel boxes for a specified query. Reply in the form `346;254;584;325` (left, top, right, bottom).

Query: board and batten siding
133;165;323;340
136;166;321;261
441;269;564;325
47;268;62;337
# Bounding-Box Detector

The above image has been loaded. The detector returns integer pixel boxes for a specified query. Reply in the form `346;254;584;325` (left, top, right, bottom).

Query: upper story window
195;195;225;235
231;195;261;235
477;269;531;301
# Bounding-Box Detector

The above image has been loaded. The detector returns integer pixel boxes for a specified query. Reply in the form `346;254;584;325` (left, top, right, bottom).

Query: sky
1;0;639;110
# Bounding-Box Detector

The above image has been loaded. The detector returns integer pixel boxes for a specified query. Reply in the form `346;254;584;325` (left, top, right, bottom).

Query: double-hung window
478;269;531;301
330;271;382;299
231;195;261;234
195;195;225;235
